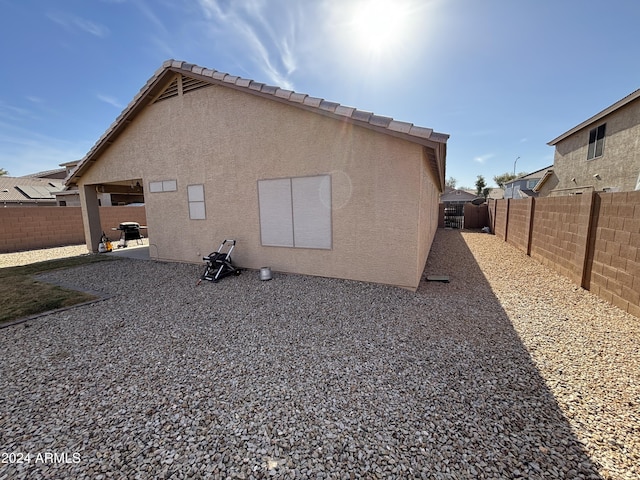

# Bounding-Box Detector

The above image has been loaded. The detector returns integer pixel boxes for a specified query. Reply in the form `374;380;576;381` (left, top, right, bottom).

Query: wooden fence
438;203;489;229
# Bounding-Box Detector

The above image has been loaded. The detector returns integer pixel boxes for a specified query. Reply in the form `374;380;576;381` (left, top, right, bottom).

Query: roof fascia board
504;165;554;184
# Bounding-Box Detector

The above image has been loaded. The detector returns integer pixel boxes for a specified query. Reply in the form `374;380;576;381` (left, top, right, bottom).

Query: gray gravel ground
0;230;638;479
0;244;90;268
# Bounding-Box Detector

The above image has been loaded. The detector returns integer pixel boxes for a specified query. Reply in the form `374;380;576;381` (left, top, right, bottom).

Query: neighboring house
542;88;640;196
503;166;553;199
21;168;67;180
440;187;478;204
55;161;82;206
0;177;65;206
67;60;448;290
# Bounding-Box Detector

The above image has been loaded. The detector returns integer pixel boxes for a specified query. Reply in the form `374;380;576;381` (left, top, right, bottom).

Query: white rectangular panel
292;175;332;249
258;178;294;247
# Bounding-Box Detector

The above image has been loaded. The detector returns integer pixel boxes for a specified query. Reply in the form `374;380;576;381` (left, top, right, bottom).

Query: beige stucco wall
78;83;440;289
550;99;640;195
417;155;440;285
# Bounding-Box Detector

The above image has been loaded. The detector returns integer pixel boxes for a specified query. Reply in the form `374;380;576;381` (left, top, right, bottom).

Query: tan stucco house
541;88;640;196
67;60;448;290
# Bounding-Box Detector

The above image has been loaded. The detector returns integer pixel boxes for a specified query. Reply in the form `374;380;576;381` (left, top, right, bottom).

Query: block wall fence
488;192;640;318
0;206;146;253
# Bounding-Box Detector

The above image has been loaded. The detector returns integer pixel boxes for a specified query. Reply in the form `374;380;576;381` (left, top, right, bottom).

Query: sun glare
349;0;412;56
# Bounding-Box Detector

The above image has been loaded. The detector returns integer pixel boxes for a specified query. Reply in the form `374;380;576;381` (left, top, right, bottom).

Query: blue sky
1;0;639;188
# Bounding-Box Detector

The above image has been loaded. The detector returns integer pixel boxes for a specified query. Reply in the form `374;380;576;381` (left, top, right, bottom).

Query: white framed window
258;175;332;249
587;124;605;160
187;184;206;220
149;179;177;192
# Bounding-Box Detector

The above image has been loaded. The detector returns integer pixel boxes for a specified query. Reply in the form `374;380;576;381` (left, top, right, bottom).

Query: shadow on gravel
0;229;603;479
416;229;601;478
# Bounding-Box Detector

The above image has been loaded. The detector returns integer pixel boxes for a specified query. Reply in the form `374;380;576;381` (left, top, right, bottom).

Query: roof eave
67;66;176;185
532;169;554;192
168;64;449;149
67;60;449;186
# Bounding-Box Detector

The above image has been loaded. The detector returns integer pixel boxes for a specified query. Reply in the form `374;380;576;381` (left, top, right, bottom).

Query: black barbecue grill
113;222;144;247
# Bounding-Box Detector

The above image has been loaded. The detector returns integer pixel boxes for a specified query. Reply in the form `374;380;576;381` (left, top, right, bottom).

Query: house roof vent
154;76;179;103
154;75;211;104
181;75;210;94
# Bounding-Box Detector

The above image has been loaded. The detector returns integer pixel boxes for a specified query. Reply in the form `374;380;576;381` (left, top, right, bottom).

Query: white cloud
195;0;298;89
148;35;177;59
47;12;110;38
473;153;495;164
26;96;44;104
0;101;32;122
133;0;168;33
97;94;125;109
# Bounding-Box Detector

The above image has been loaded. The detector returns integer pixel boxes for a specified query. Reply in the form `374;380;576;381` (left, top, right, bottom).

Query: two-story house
540;88;640;196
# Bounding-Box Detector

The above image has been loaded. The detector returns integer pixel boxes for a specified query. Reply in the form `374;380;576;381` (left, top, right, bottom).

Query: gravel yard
0;245;91;268
0;239;149;269
0;230;638;479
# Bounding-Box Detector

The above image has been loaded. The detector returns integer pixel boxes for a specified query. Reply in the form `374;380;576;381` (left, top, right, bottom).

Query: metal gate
444;203;464;229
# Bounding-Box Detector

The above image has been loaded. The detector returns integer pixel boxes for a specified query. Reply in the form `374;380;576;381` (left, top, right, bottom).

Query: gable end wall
78;83;437;289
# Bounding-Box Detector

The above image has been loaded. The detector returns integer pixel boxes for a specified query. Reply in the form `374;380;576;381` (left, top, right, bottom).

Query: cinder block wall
491;192;639;318
494;200;508;240
529;195;592;285
488;199;497;232
589;191;640;317
506;198;532;254
0;206;146;253
0;207;85;253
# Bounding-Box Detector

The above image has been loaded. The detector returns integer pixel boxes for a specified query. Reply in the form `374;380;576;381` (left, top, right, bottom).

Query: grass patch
0;255;115;324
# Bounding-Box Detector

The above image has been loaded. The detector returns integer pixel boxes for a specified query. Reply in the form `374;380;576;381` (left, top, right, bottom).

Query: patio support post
80;184;102;253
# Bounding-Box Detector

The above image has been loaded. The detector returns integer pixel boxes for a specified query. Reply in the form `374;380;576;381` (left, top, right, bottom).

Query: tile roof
503;165;554;185
0;177;64;203
440;188;478;202
68;60;448;189
20;168;67;179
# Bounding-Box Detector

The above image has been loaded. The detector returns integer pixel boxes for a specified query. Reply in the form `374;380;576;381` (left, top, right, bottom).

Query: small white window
163;180;177;192
149;179;178;192
149;181;163;193
188;184;206;220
